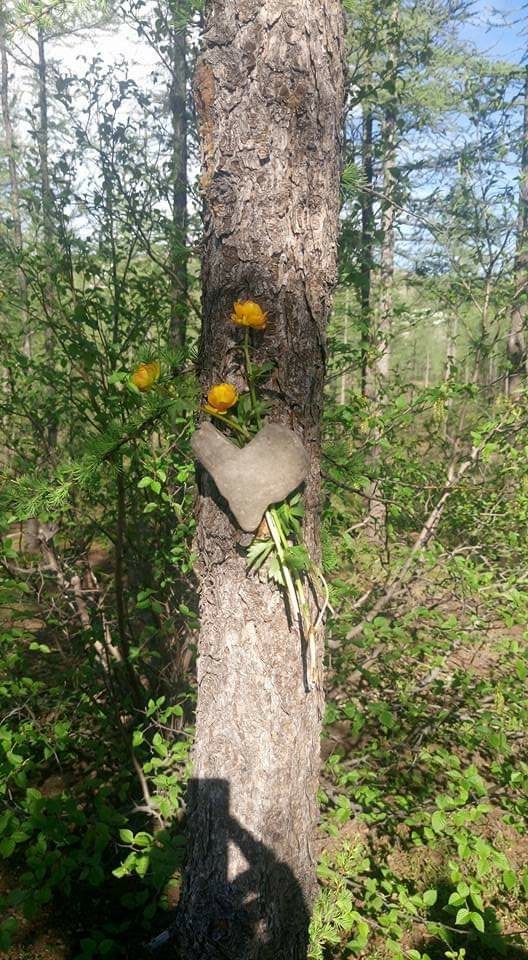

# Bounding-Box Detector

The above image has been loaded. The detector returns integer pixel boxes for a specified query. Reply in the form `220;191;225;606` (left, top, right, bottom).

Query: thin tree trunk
360;106;374;396
366;0;398;400
177;2;345;958
37;24;54;254
374;104;396;387
444;315;457;382
1;7;40;549
168;13;188;348
340;287;350;404
36;24;57;448
424;349;430;387
443;315;458;434
508;65;528;395
473;277;492;387
0;6;31;358
364;103;396;402
364;13;398;539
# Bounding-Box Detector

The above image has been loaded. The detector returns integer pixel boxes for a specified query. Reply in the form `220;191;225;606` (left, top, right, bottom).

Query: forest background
1;0;528;958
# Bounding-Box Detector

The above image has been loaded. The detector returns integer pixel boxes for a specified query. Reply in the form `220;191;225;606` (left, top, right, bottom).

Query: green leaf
135;854;149;877
469;887;484;912
431;810;446;834
247;537;274;572
469;911;485;933
267;554;285;586
0;837;16;858
283;544;310;574
133;831;152;848
455;908;470;926
422;888;437;907
252;360;277;383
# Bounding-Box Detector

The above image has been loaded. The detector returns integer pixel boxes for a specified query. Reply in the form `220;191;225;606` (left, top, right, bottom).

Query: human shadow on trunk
147;778;311;960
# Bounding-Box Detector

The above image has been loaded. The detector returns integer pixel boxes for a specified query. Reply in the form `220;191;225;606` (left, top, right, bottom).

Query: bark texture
178;2;344;958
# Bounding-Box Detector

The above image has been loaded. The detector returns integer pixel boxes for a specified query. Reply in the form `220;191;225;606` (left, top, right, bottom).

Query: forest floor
1;541;528;960
315;551;528;959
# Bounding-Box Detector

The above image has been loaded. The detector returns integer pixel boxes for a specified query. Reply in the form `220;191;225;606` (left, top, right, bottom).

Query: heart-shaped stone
191;422;310;531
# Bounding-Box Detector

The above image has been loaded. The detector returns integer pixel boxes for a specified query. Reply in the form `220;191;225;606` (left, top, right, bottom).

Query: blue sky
461;0;526;63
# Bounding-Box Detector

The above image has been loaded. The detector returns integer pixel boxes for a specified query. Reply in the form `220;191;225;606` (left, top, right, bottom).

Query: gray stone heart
191;422;310;531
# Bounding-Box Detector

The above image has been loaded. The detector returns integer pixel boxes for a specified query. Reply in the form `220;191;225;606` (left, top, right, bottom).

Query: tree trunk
360;105;374;396
1;7;41;550
365;0;398;401
168;10;188;348
36;23;57;448
508;65;528;395
0;5;31;358
374;103;396;387
339;288;350;404
177;3;344;958
37;24;54;254
364;17;398;540
444;315;457;383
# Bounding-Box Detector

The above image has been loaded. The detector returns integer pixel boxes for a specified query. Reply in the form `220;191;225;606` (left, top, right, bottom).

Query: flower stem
207;409;251;441
270;505;318;689
294;573;317;689
265;509;299;620
243;328;261;429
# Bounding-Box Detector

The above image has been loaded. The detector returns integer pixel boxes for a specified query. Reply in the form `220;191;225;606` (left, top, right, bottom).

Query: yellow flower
130;360;161;391
231;299;267;330
206;382;238;413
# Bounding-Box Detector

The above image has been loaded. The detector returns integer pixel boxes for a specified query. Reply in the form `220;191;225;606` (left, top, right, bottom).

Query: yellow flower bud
206;382;238;413
130;360;161;391
231;299;267;330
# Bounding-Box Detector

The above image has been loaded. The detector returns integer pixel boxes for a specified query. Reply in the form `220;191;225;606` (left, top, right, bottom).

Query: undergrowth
1;388;528;959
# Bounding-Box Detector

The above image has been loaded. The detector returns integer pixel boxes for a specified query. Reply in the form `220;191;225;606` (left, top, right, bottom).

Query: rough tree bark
177;2;344;958
508;65;528;395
